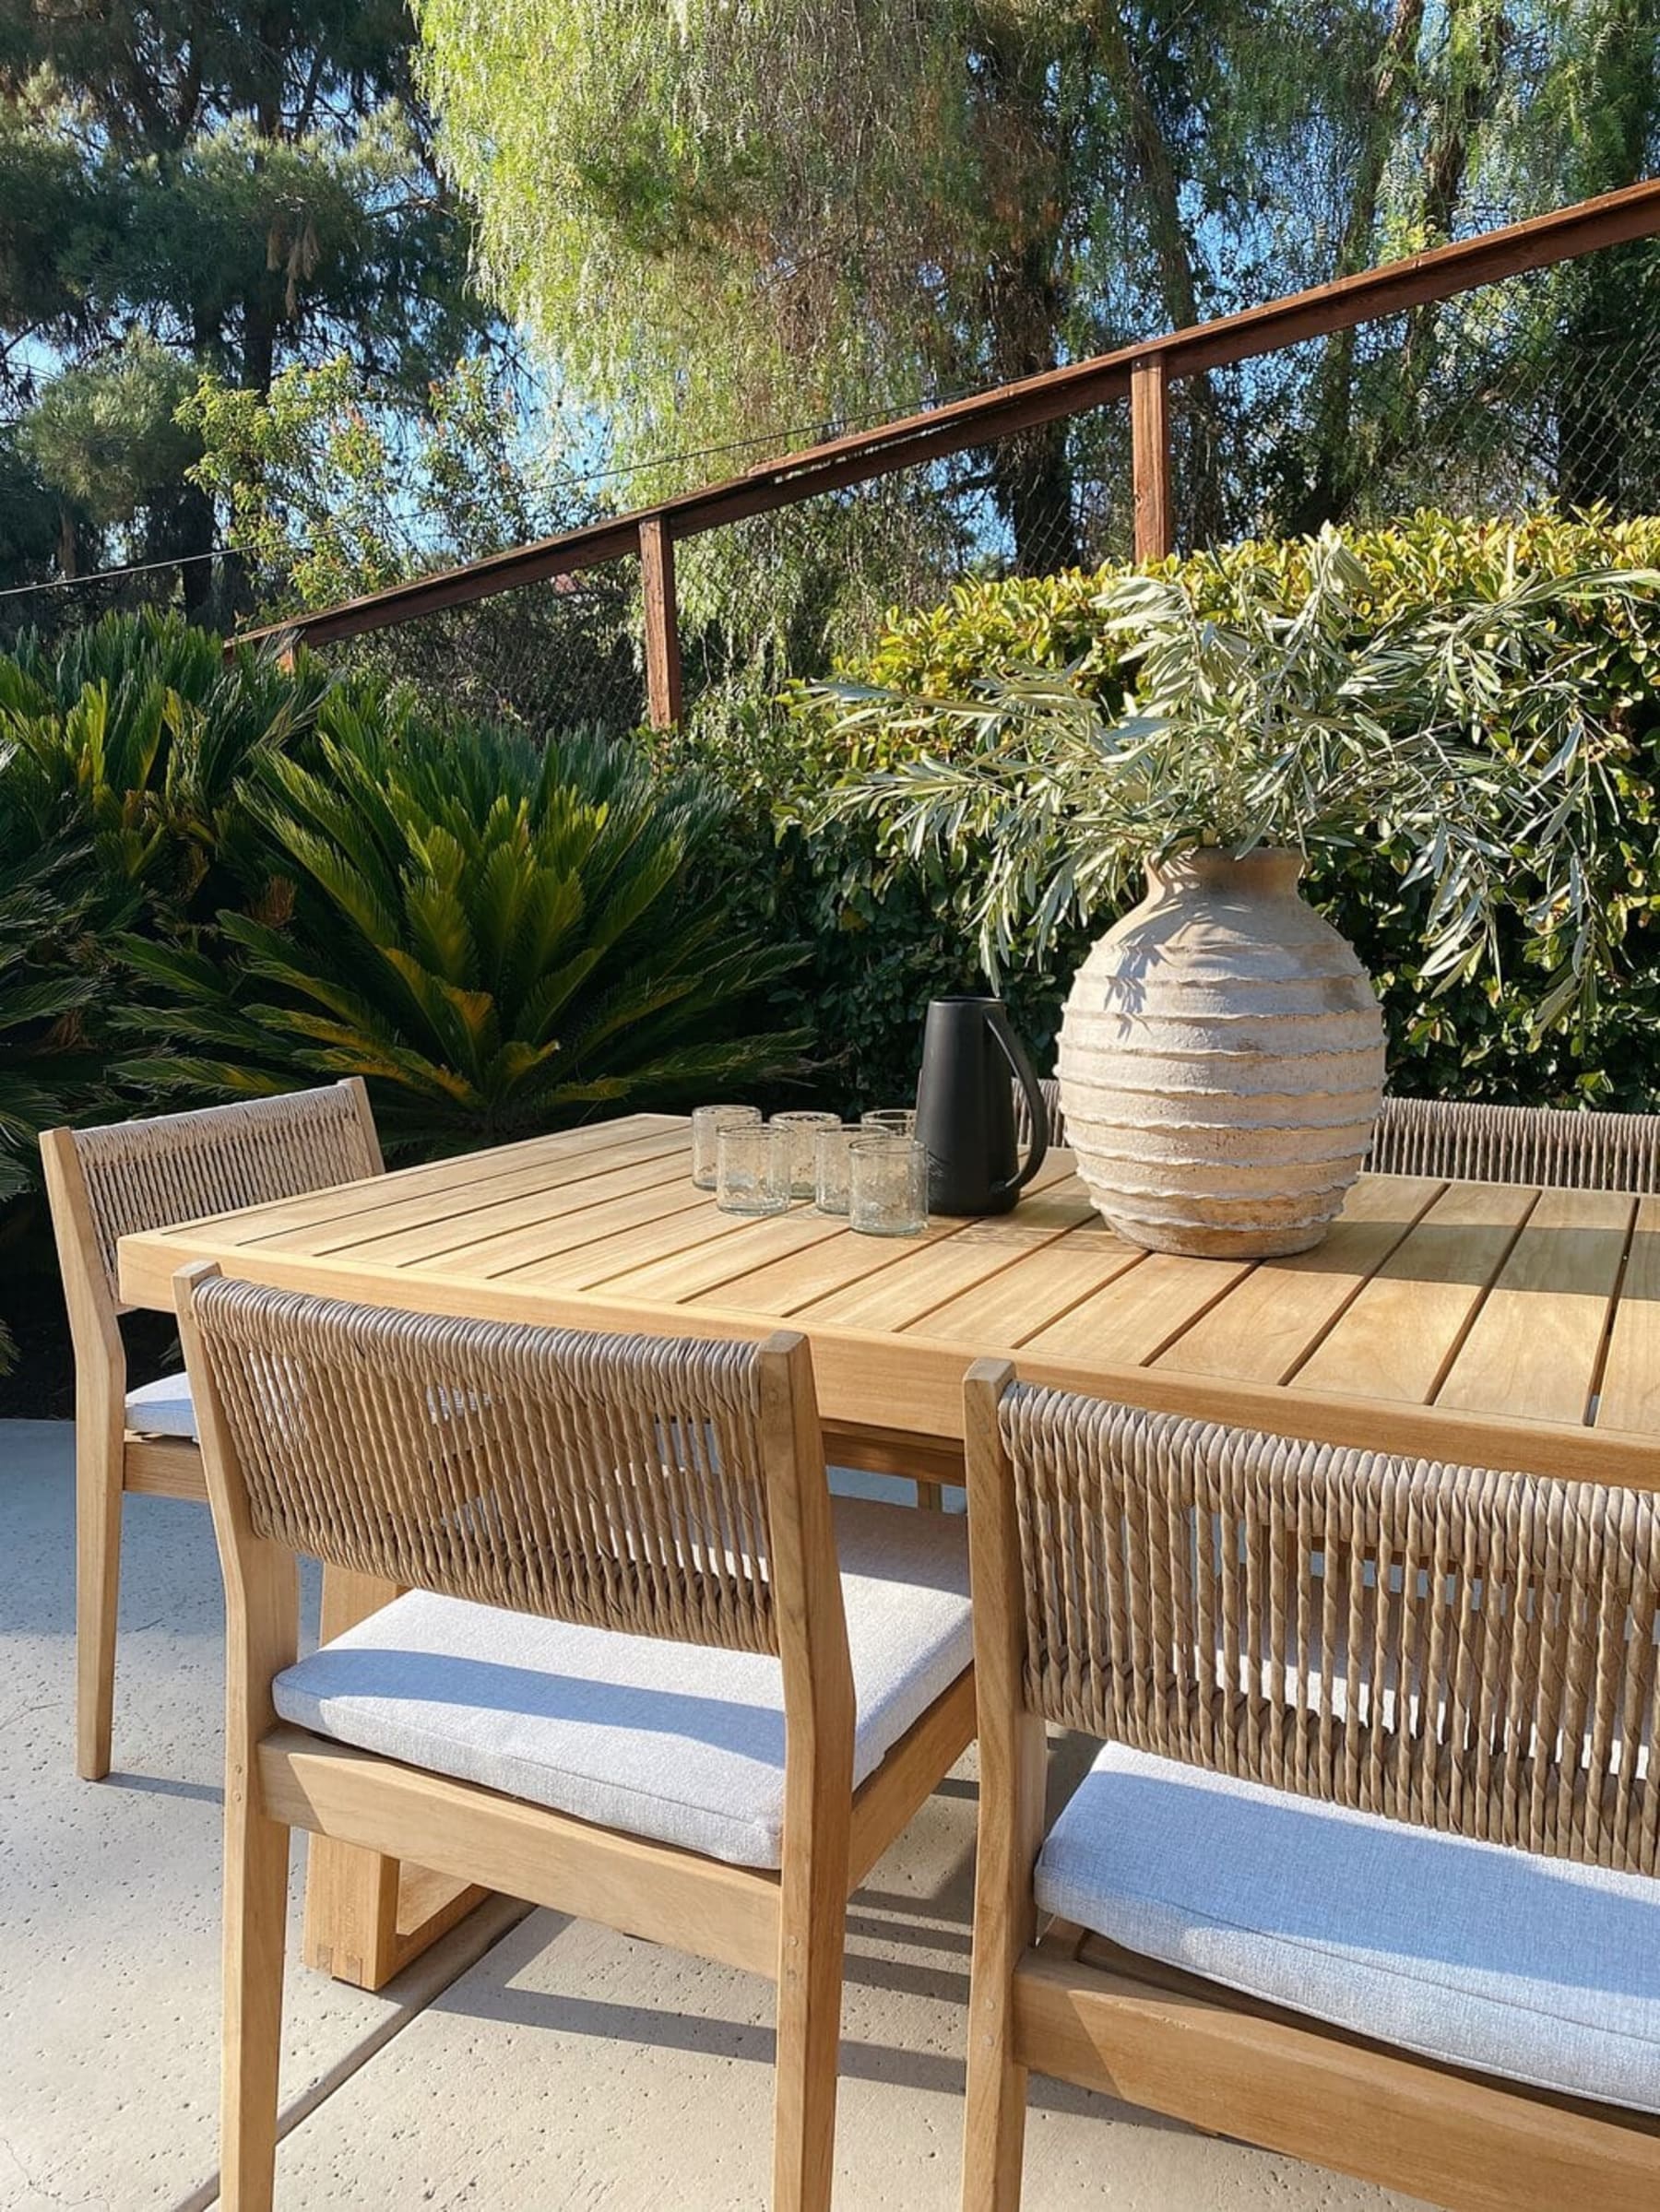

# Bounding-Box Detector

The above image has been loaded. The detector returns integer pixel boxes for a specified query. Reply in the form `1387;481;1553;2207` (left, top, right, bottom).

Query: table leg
301;1565;491;1990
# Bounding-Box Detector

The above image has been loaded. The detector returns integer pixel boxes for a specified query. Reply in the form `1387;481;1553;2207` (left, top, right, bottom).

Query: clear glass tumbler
771;1109;843;1198
860;1107;916;1140
691;1103;761;1190
716;1120;791;1214
812;1123;862;1215
848;1135;929;1236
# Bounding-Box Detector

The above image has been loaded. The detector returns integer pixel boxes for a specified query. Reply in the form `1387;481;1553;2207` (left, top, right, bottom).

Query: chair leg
75;1414;125;1781
961;1954;1029;2211
220;1785;291;2212
771;1860;848;2211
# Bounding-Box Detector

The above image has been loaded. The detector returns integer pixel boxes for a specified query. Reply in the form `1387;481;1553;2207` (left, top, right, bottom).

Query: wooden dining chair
174;1266;978;2211
960;1363;1660;2212
1370;1093;1660;1190
40;1082;384;1780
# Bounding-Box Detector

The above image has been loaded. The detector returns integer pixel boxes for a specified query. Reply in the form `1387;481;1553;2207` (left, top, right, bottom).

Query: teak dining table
118;1109;1660;1988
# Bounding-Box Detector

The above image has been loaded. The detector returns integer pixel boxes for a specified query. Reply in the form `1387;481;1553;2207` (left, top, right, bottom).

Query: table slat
1435;1186;1635;1426
259;1139;693;1260
1153;1175;1445;1387
1021;1249;1254;1367
701;1155;1082;1320
184;1118;687;1245
798;1189;1097;1332
909;1224;1144;1345
1290;1179;1538;1404
1595;1195;1660;1437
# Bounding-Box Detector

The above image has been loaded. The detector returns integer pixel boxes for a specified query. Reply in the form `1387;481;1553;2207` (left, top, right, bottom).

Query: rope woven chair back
1013;1076;1066;1152
190;1275;782;1657
1371;1095;1660;1193
66;1084;380;1307
1000;1384;1660;1877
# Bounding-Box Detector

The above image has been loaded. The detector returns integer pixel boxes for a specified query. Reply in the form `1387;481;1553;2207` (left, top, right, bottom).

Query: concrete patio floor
1;1419;1420;2210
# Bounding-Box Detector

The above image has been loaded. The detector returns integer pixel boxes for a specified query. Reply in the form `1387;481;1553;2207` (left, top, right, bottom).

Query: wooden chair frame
40;1079;384;1783
959;1358;1660;2212
176;1262;976;2212
40;1082;487;1991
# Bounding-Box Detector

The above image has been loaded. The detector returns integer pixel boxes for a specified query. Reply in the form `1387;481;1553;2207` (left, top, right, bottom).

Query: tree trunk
1294;0;1427;532
974;25;1080;572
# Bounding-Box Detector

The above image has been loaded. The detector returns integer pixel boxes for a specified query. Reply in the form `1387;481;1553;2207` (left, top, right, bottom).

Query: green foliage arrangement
116;695;808;1151
664;511;1660;1112
818;526;1660;1035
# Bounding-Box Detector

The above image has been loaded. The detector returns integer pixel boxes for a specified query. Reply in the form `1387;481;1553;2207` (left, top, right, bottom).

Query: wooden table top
118;1111;1660;1488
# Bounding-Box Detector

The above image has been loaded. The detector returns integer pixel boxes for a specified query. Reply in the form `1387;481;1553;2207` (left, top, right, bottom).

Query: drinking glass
716;1121;791;1214
848;1135;929;1236
812;1123;862;1215
692;1104;761;1190
771;1109;843;1198
860;1107;916;1140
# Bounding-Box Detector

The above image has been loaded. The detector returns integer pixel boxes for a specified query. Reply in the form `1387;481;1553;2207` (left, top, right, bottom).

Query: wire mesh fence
326;560;646;736
6;230;1660;733
1167;247;1660;544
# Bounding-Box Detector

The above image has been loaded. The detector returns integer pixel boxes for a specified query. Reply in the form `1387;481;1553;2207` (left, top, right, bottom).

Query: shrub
0;607;331;935
0;612;806;1407
120;692;810;1152
759;510;1660;1109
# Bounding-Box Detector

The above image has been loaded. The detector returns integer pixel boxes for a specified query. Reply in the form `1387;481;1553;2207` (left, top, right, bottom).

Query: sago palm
119;694;808;1151
0;608;328;929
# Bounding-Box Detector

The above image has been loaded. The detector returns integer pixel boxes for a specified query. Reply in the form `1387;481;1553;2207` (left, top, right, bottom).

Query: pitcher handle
986;1003;1049;1197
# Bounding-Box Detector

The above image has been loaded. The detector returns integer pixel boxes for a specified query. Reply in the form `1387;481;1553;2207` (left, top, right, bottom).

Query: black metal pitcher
914;995;1049;1216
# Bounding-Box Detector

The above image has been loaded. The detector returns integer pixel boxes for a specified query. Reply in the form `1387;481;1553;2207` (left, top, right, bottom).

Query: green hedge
694;510;1660;1111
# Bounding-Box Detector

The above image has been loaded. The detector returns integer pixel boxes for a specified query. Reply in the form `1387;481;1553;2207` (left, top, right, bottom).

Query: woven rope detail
1370;1095;1660;1194
194;1277;779;1654
72;1087;379;1299
1014;1077;1067;1152
1002;1386;1660;1875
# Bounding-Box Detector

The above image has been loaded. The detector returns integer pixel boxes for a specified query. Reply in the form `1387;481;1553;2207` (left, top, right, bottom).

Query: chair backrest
966;1366;1660;1878
1013;1076;1066;1152
42;1082;383;1323
178;1271;852;1744
1371;1094;1660;1193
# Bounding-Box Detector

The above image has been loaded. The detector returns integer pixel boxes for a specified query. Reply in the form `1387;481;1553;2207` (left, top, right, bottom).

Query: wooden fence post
1132;355;1173;562
640;515;683;727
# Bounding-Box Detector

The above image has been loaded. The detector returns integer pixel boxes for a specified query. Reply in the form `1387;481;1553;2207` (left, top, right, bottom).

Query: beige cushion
273;1496;972;1869
125;1371;196;1439
1038;1742;1660;2116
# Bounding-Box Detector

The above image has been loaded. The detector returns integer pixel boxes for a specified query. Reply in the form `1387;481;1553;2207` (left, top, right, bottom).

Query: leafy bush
0;608;331;933
756;511;1660;1109
120;692;809;1151
820;529;1658;1033
655;692;1094;1110
0;609;805;1409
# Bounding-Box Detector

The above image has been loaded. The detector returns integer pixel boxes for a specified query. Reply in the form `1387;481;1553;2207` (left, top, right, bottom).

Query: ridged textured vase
1057;846;1386;1258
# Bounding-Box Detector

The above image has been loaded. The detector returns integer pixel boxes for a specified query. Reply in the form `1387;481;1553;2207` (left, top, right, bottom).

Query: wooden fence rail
235;176;1660;726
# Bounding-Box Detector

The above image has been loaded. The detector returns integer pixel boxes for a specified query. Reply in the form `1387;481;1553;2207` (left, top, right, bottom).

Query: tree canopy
418;1;1660;567
0;2;490;605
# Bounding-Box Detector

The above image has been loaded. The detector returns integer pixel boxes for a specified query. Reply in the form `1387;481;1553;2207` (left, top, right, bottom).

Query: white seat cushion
273;1496;971;1870
1037;1743;1660;2115
125;1370;196;1439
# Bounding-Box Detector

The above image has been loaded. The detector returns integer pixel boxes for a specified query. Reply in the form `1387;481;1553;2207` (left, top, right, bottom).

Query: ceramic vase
1057;846;1386;1258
